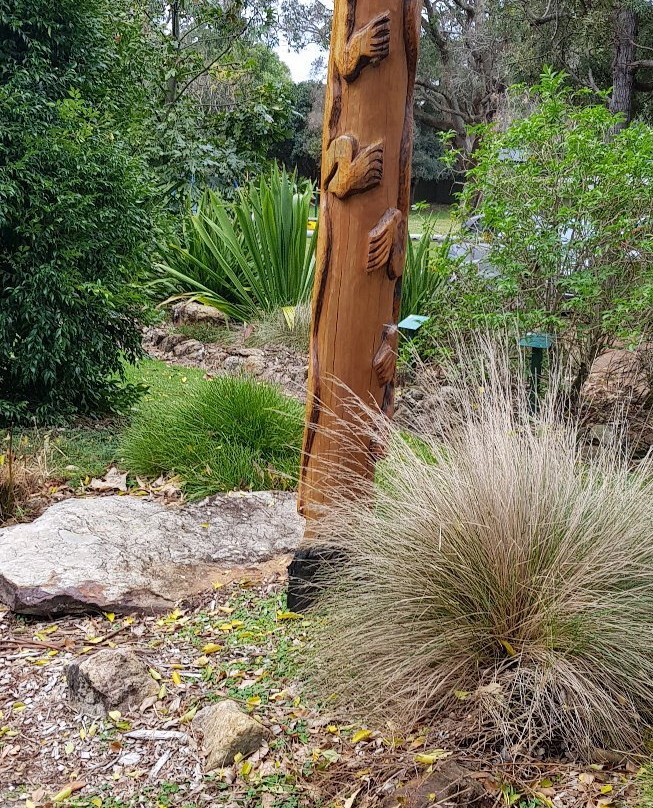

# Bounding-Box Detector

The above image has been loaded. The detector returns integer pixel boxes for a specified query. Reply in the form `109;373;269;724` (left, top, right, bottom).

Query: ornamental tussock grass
305;338;653;759
120;375;304;499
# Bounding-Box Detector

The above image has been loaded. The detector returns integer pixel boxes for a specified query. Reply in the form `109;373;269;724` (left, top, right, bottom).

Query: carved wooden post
287;0;422;609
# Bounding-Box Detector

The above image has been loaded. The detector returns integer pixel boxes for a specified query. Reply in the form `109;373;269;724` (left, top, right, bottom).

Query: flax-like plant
155;166;316;321
399;230;450;320
305;338;653;758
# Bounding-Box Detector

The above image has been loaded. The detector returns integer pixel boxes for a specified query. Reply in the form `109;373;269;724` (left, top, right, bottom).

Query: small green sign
519;332;554;350
398;314;430;332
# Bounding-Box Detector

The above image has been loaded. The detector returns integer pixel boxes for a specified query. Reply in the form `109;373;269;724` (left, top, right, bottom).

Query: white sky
275;41;327;82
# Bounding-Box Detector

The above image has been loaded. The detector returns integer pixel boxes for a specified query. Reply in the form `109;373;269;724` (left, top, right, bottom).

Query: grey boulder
171;300;226;326
0;491;303;615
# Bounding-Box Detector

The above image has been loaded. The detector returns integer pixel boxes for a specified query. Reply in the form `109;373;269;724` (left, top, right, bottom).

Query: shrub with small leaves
0;0;158;423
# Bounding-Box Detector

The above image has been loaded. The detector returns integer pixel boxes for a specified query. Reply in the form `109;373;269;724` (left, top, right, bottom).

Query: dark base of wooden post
286;548;345;612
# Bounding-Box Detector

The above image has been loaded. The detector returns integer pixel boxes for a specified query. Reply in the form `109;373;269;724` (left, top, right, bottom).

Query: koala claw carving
367;208;402;276
338;11;391;82
373;324;398;386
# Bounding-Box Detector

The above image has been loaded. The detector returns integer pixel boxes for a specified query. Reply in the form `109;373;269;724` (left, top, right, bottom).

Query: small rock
382;760;485;807
158;333;188;352
243;353;265;375
118;751;142;767
172;338;205;359
223;355;245;374
193;700;271;771
172;301;226;326
590;423;616;445
66;649;158;717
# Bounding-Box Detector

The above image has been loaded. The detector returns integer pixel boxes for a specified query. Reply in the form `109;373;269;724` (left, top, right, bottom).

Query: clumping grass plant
247;304;312;353
306;339;653;758
120;375;304;499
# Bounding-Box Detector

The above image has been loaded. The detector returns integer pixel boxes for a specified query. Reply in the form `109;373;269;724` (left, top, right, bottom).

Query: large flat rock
0;492;303;615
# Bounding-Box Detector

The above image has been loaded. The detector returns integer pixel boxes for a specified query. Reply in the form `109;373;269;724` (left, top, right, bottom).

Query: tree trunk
610;4;637;130
165;1;181;106
287;0;422;609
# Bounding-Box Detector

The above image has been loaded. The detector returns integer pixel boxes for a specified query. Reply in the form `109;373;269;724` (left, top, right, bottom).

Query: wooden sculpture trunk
297;0;422;525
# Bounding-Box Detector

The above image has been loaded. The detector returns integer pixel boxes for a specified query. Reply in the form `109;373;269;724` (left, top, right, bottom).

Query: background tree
118;1;291;192
272;80;324;180
0;0;159;422
282;0;653;167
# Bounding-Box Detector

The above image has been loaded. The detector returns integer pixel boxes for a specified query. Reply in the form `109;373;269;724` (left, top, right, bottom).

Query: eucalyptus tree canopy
281;0;653;162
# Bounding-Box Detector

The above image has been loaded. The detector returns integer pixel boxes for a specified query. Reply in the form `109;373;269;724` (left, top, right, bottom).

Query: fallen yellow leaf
179;706;197;723
202;643;222;654
351;729;373;744
171;671;182;686
415;750;452;765
277;611;303;621
103;612;115;623
499;639;517;657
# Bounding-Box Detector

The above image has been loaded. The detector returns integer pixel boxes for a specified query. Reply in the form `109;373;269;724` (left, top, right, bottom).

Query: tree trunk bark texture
297;0;421;521
610;4;637;130
165;1;181;106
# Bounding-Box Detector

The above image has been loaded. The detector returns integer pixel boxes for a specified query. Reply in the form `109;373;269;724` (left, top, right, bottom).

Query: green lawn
408;203;457;236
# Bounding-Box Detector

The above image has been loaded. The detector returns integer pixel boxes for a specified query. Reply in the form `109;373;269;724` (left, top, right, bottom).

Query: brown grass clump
0;434;47;524
305;339;653;759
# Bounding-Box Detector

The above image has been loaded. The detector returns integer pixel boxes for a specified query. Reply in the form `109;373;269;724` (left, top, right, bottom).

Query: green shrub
306;339;653;757
120;375;304;499
0;0;158;423
155;165;316;321
427;69;653;396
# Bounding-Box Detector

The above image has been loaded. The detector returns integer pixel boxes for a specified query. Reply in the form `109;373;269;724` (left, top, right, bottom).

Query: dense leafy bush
120;375;304;499
307;339;653;757
426;70;653;395
0;0;157;423
155;165;316;320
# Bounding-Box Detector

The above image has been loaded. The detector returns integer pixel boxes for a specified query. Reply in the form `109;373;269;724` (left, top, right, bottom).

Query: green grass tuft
120;374;304;499
173;322;236;345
